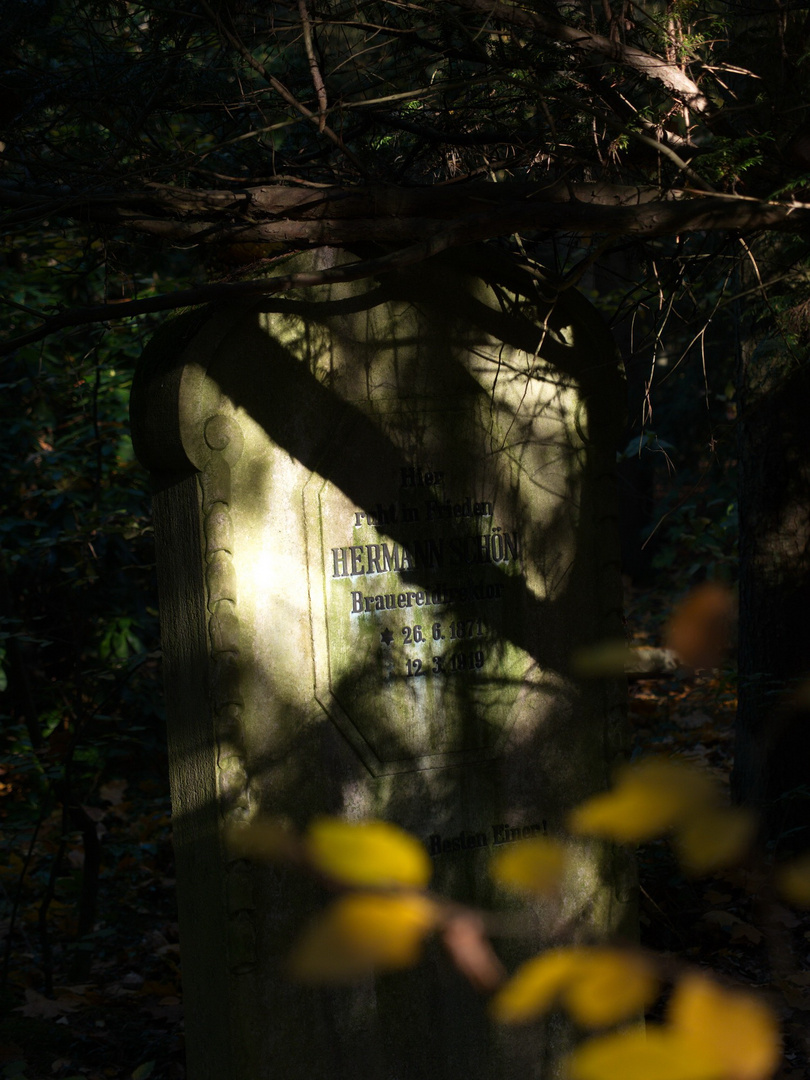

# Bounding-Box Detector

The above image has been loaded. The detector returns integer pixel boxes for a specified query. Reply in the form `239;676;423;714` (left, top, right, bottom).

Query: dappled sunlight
128;247;632;1078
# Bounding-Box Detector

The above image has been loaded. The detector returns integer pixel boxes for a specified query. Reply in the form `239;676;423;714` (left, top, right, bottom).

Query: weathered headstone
131;246;633;1080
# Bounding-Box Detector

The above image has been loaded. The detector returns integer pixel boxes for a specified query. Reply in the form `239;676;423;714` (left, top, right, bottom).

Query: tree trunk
734;321;810;846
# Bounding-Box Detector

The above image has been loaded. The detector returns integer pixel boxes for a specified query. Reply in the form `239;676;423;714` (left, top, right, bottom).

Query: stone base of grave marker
131;246;634;1080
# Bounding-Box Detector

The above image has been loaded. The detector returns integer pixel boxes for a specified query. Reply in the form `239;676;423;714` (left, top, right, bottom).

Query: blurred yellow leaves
674;806;756;876
569;757;754;874
290;893;439;982
569;758;712;842
665;582;735;669
227;815;433;890
232;807;783;1080
491;949;576;1024
306;818;432;889
491;946;657;1028
569;1028;720;1080
669;976;780;1080
489;837;566;896
777;852;810;907
257;819;437;982
572;583;735;678
569;976;779;1080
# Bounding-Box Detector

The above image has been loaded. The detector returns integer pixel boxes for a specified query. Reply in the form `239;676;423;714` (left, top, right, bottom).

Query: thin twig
196;0;365;174
298;0;328;133
452;0;711;113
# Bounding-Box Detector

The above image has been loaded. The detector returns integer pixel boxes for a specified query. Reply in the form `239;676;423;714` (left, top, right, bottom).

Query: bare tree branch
298;0;328;133
1;224;475;357
451;0;711;113
195;0;366;174
2;180;807;251
4;186;810;358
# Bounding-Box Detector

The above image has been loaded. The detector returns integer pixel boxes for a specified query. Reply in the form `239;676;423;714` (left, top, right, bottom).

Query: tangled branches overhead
2;1;810;346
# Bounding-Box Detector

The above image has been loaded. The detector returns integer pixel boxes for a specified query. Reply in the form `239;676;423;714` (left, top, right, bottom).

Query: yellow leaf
777;853;810;907
306;818;432;889
568;784;680;843
568;1027;723;1080
563;949;658;1029
490;949;580;1024
489;838;566;896
669;975;780;1080
289;893;438;982
675;806;756;875
491;947;657;1028
568;759;715;843
224;817;299;862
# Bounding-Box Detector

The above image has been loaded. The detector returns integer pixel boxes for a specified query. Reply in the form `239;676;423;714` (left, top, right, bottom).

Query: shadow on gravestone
130;245;635;1080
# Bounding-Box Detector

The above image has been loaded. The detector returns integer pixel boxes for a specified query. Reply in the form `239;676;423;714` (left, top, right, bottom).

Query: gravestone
130;246;633;1080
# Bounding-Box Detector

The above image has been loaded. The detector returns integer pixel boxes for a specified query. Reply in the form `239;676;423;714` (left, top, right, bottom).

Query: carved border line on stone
200;412;258;974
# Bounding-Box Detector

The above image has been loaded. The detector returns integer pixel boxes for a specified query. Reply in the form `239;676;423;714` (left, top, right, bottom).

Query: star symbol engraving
380;628;394;646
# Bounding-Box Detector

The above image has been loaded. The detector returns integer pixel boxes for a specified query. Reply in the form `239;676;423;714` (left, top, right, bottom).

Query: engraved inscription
328;464;519;686
426;822;549;858
385;618;489;678
332;530;519;582
312;455;531;768
349;581;505;614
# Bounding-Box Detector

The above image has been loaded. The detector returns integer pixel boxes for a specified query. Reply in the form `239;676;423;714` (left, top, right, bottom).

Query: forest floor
1;586;809;1080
